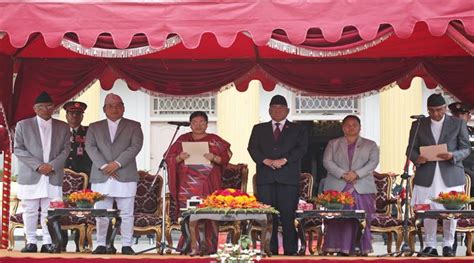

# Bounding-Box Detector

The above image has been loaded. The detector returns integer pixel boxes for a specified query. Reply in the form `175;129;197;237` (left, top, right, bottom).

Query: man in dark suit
407;94;471;257
248;95;308;255
63;101;92;176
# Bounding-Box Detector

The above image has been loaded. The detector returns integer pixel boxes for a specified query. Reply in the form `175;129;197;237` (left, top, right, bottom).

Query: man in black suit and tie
248;95;308;255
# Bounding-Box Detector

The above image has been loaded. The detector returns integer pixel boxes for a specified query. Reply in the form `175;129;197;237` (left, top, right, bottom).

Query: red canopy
0;0;473;125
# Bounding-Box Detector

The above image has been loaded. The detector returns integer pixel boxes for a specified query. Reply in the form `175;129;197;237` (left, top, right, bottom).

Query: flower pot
324;203;344;210
76;200;94;209
442;204;464;210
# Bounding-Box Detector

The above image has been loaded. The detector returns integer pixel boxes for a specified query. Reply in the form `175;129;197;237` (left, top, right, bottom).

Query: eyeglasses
35;105;54;110
191;121;207;126
67;111;83;116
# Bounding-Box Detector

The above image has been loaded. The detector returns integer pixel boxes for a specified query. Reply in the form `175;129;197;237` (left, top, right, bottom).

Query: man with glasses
407;93;471;257
14;91;71;253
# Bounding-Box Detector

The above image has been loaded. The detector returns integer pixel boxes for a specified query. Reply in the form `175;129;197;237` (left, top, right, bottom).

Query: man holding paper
407;93;471;257
166;111;232;254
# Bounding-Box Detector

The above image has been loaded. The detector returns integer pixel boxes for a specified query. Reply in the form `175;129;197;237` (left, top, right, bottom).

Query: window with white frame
151;94;216;116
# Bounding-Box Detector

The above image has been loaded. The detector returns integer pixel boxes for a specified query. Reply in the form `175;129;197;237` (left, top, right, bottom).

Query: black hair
190;111;208;122
342;115;361;125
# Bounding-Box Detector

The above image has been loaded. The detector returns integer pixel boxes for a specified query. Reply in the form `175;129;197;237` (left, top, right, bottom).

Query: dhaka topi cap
427;93;446;107
104;93;123;105
270;95;288;107
63;101;87;113
448;102;470;114
34;91;53;104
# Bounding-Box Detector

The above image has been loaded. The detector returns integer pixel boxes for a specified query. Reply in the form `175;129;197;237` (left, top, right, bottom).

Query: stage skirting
1;251;474;263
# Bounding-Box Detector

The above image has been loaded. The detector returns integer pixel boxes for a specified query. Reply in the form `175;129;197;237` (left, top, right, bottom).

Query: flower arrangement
314;190;355;209
199;188;266;209
67;189;105;208
431;191;473;210
195;188;278;214
210;235;262;263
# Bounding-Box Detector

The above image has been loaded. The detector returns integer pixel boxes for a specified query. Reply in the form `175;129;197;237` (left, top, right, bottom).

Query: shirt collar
36;115;52;125
272;119;287;127
107;118;121;126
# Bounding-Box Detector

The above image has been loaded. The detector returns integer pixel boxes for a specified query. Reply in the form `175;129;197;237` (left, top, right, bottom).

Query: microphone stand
136;124;183;255
378;118;428;257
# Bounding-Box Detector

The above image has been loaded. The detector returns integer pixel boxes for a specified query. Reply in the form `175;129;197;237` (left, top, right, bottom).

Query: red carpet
1;251;474;263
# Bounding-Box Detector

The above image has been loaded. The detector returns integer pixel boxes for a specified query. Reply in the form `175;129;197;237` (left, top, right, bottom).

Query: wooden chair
408;174;474;256
8;168;88;251
370;172;404;253
250;173;320;254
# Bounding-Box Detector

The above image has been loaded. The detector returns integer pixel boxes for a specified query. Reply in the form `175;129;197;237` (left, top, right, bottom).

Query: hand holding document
182;142;210;165
419;143;448;161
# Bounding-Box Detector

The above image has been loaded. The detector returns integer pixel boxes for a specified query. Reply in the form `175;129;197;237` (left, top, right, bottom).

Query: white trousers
424;217;457;248
21;198;52;245
94;196;135;247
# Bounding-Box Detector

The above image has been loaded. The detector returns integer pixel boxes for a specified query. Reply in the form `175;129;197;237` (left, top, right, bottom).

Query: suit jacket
248;120;308;186
85;118;143;184
323;136;379;194
407;115;471;187
14;116;71;186
65;125;92;175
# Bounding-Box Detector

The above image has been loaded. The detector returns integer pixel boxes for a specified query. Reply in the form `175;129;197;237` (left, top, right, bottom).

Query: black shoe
271;250;278;256
121;246;135;255
92;246;107;254
106;246;117;254
442;246;454;257
40;244;54;253
284;252;298;256
420;247;438;257
337;252;349;256
21;243;37;253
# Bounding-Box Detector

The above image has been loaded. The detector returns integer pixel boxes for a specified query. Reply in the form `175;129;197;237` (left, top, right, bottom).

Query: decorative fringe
264;32;393;58
61;35;181;58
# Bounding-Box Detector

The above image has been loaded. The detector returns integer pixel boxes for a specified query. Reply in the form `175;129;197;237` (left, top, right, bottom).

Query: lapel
102;120;112;145
338;137;350;168
279;120;291;142
31;117;43;152
438;115;450;144
423;118;436;145
49;119;58;160
351;136;363;169
113;118;127;144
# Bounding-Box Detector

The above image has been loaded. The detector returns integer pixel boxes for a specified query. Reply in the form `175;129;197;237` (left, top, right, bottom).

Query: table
181;210;275;257
46;208;121;253
415;210;474;255
295;209;367;255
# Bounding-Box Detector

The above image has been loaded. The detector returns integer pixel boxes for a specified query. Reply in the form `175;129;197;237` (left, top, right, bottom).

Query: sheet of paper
182;141;210;165
420;143;448;161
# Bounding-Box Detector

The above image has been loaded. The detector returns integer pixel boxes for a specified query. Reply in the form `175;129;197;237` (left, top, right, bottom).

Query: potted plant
66;189;106;208
314;190;355;210
431;191;473;210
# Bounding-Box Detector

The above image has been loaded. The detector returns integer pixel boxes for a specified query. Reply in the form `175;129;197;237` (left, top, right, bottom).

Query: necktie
273;123;281;141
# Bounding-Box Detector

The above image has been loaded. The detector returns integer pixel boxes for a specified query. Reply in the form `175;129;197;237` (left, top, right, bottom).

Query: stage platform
1;251;474;263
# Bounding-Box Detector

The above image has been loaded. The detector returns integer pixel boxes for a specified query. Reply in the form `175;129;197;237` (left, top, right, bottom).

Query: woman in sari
166;111;232;254
322;115;379;256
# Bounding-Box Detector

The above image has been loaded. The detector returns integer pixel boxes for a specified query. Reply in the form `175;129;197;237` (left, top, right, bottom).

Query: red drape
10;57;474;125
109;60;255;95
0;54;13;122
12;59;108;123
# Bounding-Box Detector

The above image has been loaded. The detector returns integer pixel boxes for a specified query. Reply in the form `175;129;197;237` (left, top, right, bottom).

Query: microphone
410;114;425;119
168;121;190;126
